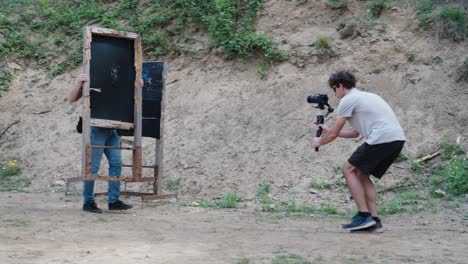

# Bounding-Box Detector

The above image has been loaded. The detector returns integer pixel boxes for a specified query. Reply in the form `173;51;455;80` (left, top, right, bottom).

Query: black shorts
348;140;405;179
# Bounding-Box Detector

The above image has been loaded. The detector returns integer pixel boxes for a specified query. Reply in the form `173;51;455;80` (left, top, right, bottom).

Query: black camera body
307;94;332;111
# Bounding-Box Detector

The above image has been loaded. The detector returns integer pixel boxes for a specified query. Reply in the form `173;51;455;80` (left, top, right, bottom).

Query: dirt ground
0;192;467;264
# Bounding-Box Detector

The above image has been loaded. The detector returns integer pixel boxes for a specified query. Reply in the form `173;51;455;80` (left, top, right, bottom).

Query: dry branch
414;150;441;163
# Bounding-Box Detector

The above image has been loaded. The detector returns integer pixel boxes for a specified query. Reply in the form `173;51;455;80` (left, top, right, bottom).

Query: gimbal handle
315;115;325;152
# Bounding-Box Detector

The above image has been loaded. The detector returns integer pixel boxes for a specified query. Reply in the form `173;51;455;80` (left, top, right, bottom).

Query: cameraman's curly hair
328;70;357;89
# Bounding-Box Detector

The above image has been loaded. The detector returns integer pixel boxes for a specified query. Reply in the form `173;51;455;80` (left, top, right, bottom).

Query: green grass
379;191;428;215
415;0;467;40
315;35;332;49
410;162;423;172
0;0;287;78
0;160;30;192
237;257;252;264
257;182;272;197
407;52;415;62
367;0;394;19
396;151;408;162
199;192;244;208
0;69;14;97
326;0;348;9
272;254;312;264
165;178;181;191
308;178;346;191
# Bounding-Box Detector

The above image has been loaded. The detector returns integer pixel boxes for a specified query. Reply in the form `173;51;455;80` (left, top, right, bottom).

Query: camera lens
307;95;317;104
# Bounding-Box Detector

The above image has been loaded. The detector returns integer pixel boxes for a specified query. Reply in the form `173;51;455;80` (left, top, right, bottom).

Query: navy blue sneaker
351;218;384;233
342;214;376;231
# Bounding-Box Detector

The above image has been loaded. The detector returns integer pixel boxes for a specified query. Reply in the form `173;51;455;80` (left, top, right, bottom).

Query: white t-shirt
337;88;405;145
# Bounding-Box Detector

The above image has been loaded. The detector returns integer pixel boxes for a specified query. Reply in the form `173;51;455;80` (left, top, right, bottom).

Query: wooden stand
66;27;176;202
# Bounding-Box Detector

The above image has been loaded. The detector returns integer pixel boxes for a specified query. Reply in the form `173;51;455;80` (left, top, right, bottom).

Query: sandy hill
0;0;467;207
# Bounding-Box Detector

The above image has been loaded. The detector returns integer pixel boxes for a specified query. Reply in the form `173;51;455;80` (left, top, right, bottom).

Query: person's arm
68;73;88;103
337;127;360;138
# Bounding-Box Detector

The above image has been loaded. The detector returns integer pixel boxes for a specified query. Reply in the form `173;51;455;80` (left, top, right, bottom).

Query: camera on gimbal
307;94;334;152
307;94;334;114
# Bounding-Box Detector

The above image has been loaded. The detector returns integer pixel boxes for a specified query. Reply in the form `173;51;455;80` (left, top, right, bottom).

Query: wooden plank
154;62;168;194
89;26;139;39
90;118;134;130
91;145;134;150
83;176;133;181
122;164;157;169
141;194;177;201
82;26;92;178
66;176;155;183
133;35;143;179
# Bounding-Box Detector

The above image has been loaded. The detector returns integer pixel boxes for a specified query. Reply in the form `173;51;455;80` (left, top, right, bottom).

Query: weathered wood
91;145;134;150
415;150;441;163
122;164;157;169
90;118;134;130
89;26;139;39
83;176;132;181
133;35;143;179
67;176;155;183
82;26;92;178
141;194;177;201
155;62;168;194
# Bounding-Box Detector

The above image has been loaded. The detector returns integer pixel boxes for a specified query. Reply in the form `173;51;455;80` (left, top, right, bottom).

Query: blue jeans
83;127;122;203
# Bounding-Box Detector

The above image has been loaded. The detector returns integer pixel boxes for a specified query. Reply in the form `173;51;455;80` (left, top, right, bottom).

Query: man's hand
77;73;89;85
315;124;330;136
312;137;321;148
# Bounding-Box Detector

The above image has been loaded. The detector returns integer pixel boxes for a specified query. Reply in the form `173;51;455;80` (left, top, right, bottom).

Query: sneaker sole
350;226;385;233
345;220;376;231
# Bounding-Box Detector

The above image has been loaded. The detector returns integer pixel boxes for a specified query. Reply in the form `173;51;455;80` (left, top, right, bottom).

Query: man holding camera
312;70;405;231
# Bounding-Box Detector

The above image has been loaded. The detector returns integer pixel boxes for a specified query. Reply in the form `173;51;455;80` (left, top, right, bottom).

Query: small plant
334;162;343;173
410;162;423;172
396;152;408;162
308;179;332;190
440;140;464;160
315;35;332;49
237;257;252;264
407;52;415;62
436;7;467;41
1;160;21;178
372;68;384;74
367;0;393;19
257;182;272;197
199;192;244;208
326;0;348;9
379;191;424;215
433;56;443;64
256;62;267;79
272;254;312;264
0;160;30;192
257;183;274;212
165;178;181;191
0;69;14;97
